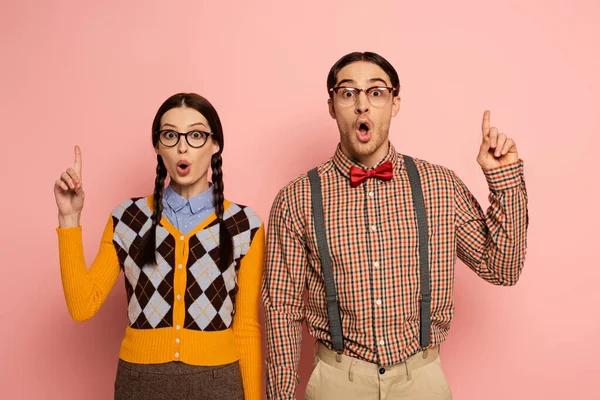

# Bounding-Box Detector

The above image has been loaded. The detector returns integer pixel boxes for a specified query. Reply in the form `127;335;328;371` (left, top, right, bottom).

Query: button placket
367;180;377;232
172;232;188;364
174;334;181;360
365;179;386;364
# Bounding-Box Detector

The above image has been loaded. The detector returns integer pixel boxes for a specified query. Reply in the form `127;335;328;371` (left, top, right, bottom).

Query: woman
54;93;263;399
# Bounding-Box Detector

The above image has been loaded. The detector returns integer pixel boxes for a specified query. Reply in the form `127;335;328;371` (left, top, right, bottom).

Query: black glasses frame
157;130;213;148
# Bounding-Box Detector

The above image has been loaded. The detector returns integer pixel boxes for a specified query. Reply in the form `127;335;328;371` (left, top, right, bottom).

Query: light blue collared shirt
161;185;215;235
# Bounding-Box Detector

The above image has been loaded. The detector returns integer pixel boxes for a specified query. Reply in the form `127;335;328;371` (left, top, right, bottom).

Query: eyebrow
335;77;390;87
368;77;390;86
160;122;207;130
336;79;356;86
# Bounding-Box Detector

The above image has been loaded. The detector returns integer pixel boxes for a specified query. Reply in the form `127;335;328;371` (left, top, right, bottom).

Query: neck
170;178;209;199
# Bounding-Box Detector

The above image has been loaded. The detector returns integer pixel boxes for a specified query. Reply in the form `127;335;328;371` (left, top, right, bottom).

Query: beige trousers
304;343;452;400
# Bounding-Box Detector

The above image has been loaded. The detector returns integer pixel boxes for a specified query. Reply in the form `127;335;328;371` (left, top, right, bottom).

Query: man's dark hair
327;52;400;97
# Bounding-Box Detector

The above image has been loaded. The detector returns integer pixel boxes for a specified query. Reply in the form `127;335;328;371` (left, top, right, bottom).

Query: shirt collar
163;185;214;215
332;141;402;180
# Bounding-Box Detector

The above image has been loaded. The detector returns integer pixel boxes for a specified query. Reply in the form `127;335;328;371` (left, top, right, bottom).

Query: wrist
58;213;80;228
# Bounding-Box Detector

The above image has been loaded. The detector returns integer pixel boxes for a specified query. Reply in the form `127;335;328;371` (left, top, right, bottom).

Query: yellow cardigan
57;198;264;399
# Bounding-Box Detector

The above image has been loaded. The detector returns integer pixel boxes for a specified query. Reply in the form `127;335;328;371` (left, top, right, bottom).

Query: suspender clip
335;351;342;363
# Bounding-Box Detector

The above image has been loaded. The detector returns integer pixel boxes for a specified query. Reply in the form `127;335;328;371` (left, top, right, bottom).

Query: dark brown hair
327;51;400;97
137;93;233;270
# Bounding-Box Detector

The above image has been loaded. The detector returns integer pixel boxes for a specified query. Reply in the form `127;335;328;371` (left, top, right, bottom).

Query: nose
355;91;370;114
177;134;189;154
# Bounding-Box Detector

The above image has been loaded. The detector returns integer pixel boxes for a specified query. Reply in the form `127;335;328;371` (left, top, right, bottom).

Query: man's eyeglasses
329;86;397;107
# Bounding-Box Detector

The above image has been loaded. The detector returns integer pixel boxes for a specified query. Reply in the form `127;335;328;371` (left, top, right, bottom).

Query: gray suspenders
308;166;345;353
307;154;431;355
404;155;432;349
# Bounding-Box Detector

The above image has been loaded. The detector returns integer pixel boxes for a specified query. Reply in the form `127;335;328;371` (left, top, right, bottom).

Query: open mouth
176;160;190;175
357;122;371;142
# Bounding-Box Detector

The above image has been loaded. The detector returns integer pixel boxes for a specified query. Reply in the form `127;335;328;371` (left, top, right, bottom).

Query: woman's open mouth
176;160;191;176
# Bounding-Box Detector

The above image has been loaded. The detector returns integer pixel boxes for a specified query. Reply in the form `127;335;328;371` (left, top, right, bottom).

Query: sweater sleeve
231;223;265;400
57;215;121;322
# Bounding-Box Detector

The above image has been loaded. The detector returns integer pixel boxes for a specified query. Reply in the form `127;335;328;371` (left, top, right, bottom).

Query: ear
328;98;336;119
391;96;401;117
211;138;220;155
154;146;160;155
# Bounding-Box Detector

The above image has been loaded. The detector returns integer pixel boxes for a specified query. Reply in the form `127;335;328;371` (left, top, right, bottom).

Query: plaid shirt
262;143;528;398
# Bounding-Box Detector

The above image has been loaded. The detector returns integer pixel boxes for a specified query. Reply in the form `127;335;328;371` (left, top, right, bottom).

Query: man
262;52;528;399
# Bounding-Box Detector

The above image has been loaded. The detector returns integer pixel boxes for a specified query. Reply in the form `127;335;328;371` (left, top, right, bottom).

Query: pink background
1;0;599;398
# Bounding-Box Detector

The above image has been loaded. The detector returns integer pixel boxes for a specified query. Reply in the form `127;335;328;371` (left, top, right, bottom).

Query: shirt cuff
483;159;524;191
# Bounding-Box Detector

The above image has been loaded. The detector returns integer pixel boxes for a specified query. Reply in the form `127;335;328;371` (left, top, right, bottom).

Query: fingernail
495;151;500;157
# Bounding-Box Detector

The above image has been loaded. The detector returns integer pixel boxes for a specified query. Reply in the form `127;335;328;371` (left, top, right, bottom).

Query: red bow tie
349;161;394;187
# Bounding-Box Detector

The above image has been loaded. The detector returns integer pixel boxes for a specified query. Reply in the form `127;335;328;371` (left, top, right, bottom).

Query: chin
170;175;197;187
351;141;379;156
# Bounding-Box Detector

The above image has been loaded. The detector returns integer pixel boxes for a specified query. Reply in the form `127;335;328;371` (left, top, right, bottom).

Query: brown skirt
114;359;245;400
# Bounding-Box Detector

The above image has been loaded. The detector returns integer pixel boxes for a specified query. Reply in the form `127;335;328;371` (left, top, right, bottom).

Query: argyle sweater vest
57;196;265;399
112;197;261;331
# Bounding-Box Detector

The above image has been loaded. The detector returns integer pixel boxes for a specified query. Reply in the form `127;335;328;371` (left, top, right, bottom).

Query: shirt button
373;261;380;268
368;191;374;197
176;325;181;330
179;235;184;241
178;264;183;270
370;225;376;232
175;338;180;344
379;339;385;346
376;299;382;306
176;294;181;300
174;352;180;358
379;367;386;375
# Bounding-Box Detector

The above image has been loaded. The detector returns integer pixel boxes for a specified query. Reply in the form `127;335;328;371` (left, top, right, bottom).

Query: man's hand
477;110;519;169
